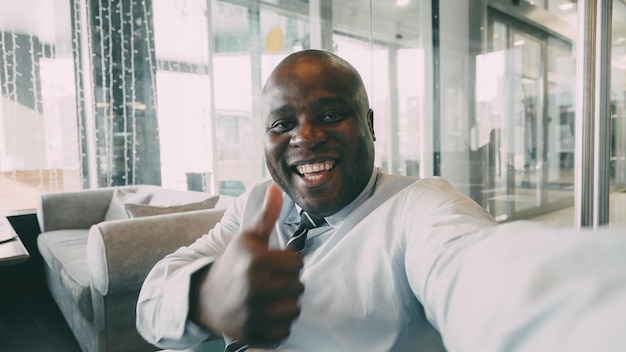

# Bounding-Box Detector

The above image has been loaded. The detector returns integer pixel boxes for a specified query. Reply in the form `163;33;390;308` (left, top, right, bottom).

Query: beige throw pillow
104;188;153;221
124;196;219;218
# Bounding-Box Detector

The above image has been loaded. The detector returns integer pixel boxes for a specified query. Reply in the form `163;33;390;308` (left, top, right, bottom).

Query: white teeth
304;174;322;181
296;161;334;175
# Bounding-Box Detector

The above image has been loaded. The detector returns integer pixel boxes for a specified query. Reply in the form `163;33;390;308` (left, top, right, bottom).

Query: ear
367;109;376;141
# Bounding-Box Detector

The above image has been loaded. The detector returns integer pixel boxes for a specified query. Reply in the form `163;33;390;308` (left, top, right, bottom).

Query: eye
267;119;295;133
321;111;348;123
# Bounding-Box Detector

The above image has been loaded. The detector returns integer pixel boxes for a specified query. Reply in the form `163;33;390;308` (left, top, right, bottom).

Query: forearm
436;222;626;352
187;258;246;338
136;199;243;348
136;247;219;349
189;264;216;329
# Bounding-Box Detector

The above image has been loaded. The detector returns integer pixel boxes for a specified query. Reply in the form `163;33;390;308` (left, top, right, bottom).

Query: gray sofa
36;185;229;352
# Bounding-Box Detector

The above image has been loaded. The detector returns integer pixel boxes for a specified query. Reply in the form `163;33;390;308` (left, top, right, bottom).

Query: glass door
477;10;575;221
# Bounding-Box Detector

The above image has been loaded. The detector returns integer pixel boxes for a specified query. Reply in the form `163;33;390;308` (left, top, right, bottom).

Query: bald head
262;50;370;120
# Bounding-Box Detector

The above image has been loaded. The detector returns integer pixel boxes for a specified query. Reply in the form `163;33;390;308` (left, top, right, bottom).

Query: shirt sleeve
403;177;497;332
135;194;245;350
404;178;626;351
435;222;626;352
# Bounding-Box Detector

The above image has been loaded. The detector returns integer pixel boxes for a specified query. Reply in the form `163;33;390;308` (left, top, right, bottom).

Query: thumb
249;182;283;244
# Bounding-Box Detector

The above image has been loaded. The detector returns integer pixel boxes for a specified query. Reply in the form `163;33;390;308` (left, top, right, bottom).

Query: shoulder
229;179;274;214
400;176;469;199
245;179;275;200
377;173;460;198
369;173;479;214
386;175;494;222
229;179;294;229
410;176;464;194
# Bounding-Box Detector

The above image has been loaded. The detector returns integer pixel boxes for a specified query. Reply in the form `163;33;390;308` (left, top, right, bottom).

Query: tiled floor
530;191;626;228
0;290;81;352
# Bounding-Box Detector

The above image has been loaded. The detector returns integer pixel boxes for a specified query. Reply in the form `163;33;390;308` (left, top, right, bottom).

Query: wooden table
0;216;30;266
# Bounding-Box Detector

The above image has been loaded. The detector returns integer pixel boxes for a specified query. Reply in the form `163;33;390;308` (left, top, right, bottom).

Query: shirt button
306;238;313;247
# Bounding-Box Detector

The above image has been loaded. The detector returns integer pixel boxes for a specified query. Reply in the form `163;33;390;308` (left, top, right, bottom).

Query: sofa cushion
37;229;93;321
140;186;216;207
104;188;152;221
124;195;219;218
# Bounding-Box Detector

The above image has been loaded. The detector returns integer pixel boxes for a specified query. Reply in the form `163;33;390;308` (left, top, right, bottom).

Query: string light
130;0;137;184
118;0;129;183
72;0;86;186
0;28;20;200
28;31;45;191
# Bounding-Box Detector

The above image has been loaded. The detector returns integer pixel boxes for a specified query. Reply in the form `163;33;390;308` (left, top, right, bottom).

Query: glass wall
0;0;624;225
467;2;577;221
610;0;626;225
440;0;625;224
0;0;81;211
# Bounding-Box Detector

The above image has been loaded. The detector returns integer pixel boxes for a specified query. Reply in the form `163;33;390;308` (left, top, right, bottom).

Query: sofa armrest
87;208;226;296
38;188;127;232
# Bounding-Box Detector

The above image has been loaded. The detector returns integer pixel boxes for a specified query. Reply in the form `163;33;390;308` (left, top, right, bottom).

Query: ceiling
1;0;625;48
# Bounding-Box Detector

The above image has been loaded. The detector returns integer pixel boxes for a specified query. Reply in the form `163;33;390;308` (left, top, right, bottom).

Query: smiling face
262;50;376;217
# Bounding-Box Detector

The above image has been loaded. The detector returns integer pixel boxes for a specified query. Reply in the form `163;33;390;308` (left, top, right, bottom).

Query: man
136;49;496;351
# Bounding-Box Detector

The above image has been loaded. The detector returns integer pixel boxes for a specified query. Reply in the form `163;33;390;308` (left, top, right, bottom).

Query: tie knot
285;211;326;253
299;211;326;229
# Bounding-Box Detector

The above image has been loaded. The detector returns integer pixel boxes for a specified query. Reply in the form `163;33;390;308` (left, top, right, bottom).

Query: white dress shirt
136;168;497;351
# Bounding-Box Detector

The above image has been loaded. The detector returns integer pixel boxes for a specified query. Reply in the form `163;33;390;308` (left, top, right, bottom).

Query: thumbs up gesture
191;183;305;346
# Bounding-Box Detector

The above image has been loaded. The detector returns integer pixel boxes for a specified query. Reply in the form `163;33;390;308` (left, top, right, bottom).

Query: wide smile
293;160;335;184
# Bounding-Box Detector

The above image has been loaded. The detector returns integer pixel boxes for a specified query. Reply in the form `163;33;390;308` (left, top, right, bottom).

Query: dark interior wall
87;0;162;187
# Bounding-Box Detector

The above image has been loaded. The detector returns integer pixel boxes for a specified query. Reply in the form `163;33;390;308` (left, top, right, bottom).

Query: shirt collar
287;167;380;228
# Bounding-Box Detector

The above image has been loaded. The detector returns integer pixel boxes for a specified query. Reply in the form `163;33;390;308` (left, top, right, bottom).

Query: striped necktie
223;212;325;352
286;211;326;253
224;340;249;352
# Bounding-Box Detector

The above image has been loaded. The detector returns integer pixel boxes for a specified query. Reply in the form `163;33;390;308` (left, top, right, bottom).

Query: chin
298;196;343;217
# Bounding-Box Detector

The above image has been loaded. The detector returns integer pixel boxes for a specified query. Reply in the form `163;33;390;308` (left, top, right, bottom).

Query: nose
290;120;327;149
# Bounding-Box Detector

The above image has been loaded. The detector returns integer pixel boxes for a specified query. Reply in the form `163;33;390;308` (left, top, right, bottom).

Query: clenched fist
191;183;304;347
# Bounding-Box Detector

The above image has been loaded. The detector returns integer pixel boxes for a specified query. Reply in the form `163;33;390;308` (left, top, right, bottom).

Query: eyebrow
268;96;353;117
269;105;295;116
316;97;349;105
